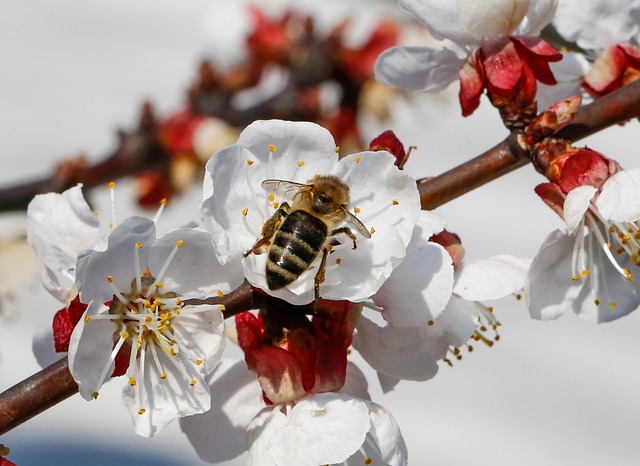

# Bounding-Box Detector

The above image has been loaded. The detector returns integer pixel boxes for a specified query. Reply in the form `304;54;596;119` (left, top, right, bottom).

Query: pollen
92;391;99;399
392;199;399;206
195;359;203;366
135;242;143;249
107;276;113;283
427;320;434;326
122;331;129;339
370;227;376;235
353;207;361;213
268;194;275;202
610;301;617;308
335;258;342;265
160;373;167;379
190;379;197;387
247;159;254;166
128;377;137;386
269;144;276;152
170;348;176;356
572;274;580;281
297;161;305;167
242;207;249;216
581;269;590;276
273;202;279;209
138;408;146;415
354;157;361;163
176;239;184;247
610;226;617;233
594;299;601;305
219;305;226;311
160;198;167;205
334;146;340;153
217;290;224;297
108;181;116;189
364;458;373;465
84;315;91;323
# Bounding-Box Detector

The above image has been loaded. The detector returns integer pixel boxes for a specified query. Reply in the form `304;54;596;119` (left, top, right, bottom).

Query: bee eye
318;193;331;203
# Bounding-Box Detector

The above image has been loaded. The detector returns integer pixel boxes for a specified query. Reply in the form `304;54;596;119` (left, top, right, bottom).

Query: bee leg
314;245;332;300
243;203;291;257
330;227;358;250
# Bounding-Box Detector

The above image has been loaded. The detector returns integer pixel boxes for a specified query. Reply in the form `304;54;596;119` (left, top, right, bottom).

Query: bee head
310;176;350;214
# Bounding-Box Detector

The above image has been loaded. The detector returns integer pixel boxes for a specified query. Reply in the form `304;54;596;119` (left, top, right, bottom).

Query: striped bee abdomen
266;210;328;290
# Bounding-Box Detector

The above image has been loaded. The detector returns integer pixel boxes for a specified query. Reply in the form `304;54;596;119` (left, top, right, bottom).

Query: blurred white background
1;1;640;465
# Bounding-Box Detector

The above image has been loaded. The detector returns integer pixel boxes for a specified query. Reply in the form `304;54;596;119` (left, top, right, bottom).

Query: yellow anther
370;227;376;235
610;226;617;233
581;269;590;276
353;207;361;213
594;299;601;305
242;207;249;216
160;373;167;379
138;408;146;415
217;290;224;297
92;210;99;216
170;339;177;346
195;359;203;366
516;294;522;300
107;276;113;283
121;331;129;339
354;157;361;163
170;348;176;356
219;305;226;312
297;161;305;167
176;239;184;247
427;320;434;326
190;379;197;387
136;342;142;348
571;275;579;281
392;199;399;206
108;181;116;189
487;306;494;312
156;282;164;288
135;242;143;249
128;377;137;386
616;247;625;255
273;202;279;209
247;159;254;166
269;144;276;152
92;391;99;399
160;198;167;205
335;258;342;266
624;268;631;275
84;315;91;323
364;458;373;465
176;298;183;305
145;315;152;323
268;194;275;202
334;146;340;153
173;308;181;315
610;301;617;308
160;324;167;332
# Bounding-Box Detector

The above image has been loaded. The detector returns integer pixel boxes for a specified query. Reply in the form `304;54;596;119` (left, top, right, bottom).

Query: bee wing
344;210;372;238
261;179;312;200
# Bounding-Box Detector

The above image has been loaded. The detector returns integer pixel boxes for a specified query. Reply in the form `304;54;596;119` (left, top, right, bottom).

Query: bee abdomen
266;211;327;290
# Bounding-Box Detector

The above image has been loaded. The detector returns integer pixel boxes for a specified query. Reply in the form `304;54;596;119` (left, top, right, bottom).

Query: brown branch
419;79;640;210
2;79;640;437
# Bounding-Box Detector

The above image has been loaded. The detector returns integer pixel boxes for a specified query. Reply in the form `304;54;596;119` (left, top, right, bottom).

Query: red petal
429;230;465;271
369;130;407;168
52;296;87;353
254;346;306;404
482;38;522;91
558;148;612;193
534;182;566;218
235;312;264;369
584;45;628;95
512;37;561;85
459;49;485;117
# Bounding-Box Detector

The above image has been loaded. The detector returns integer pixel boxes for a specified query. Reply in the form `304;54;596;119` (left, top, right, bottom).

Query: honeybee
243;175;371;300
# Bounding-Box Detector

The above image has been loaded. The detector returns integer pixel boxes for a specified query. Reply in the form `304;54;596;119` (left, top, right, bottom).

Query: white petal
76;216;156;304
354;314;441;381
375;241;454;326
563;185;597;235
67;301;118;400
267;393;371;466
526;230;584;320
374;46;463;93
366;400;408;466
453;255;532;301
458;0;530;39
181;359;264;463
122;344;212;437
341;361;371;401
536;52;590;111
596;168;640;222
27;184;100;297
149;227;244;297
519;0;558;36
399;0;475;44
553;0;640;49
